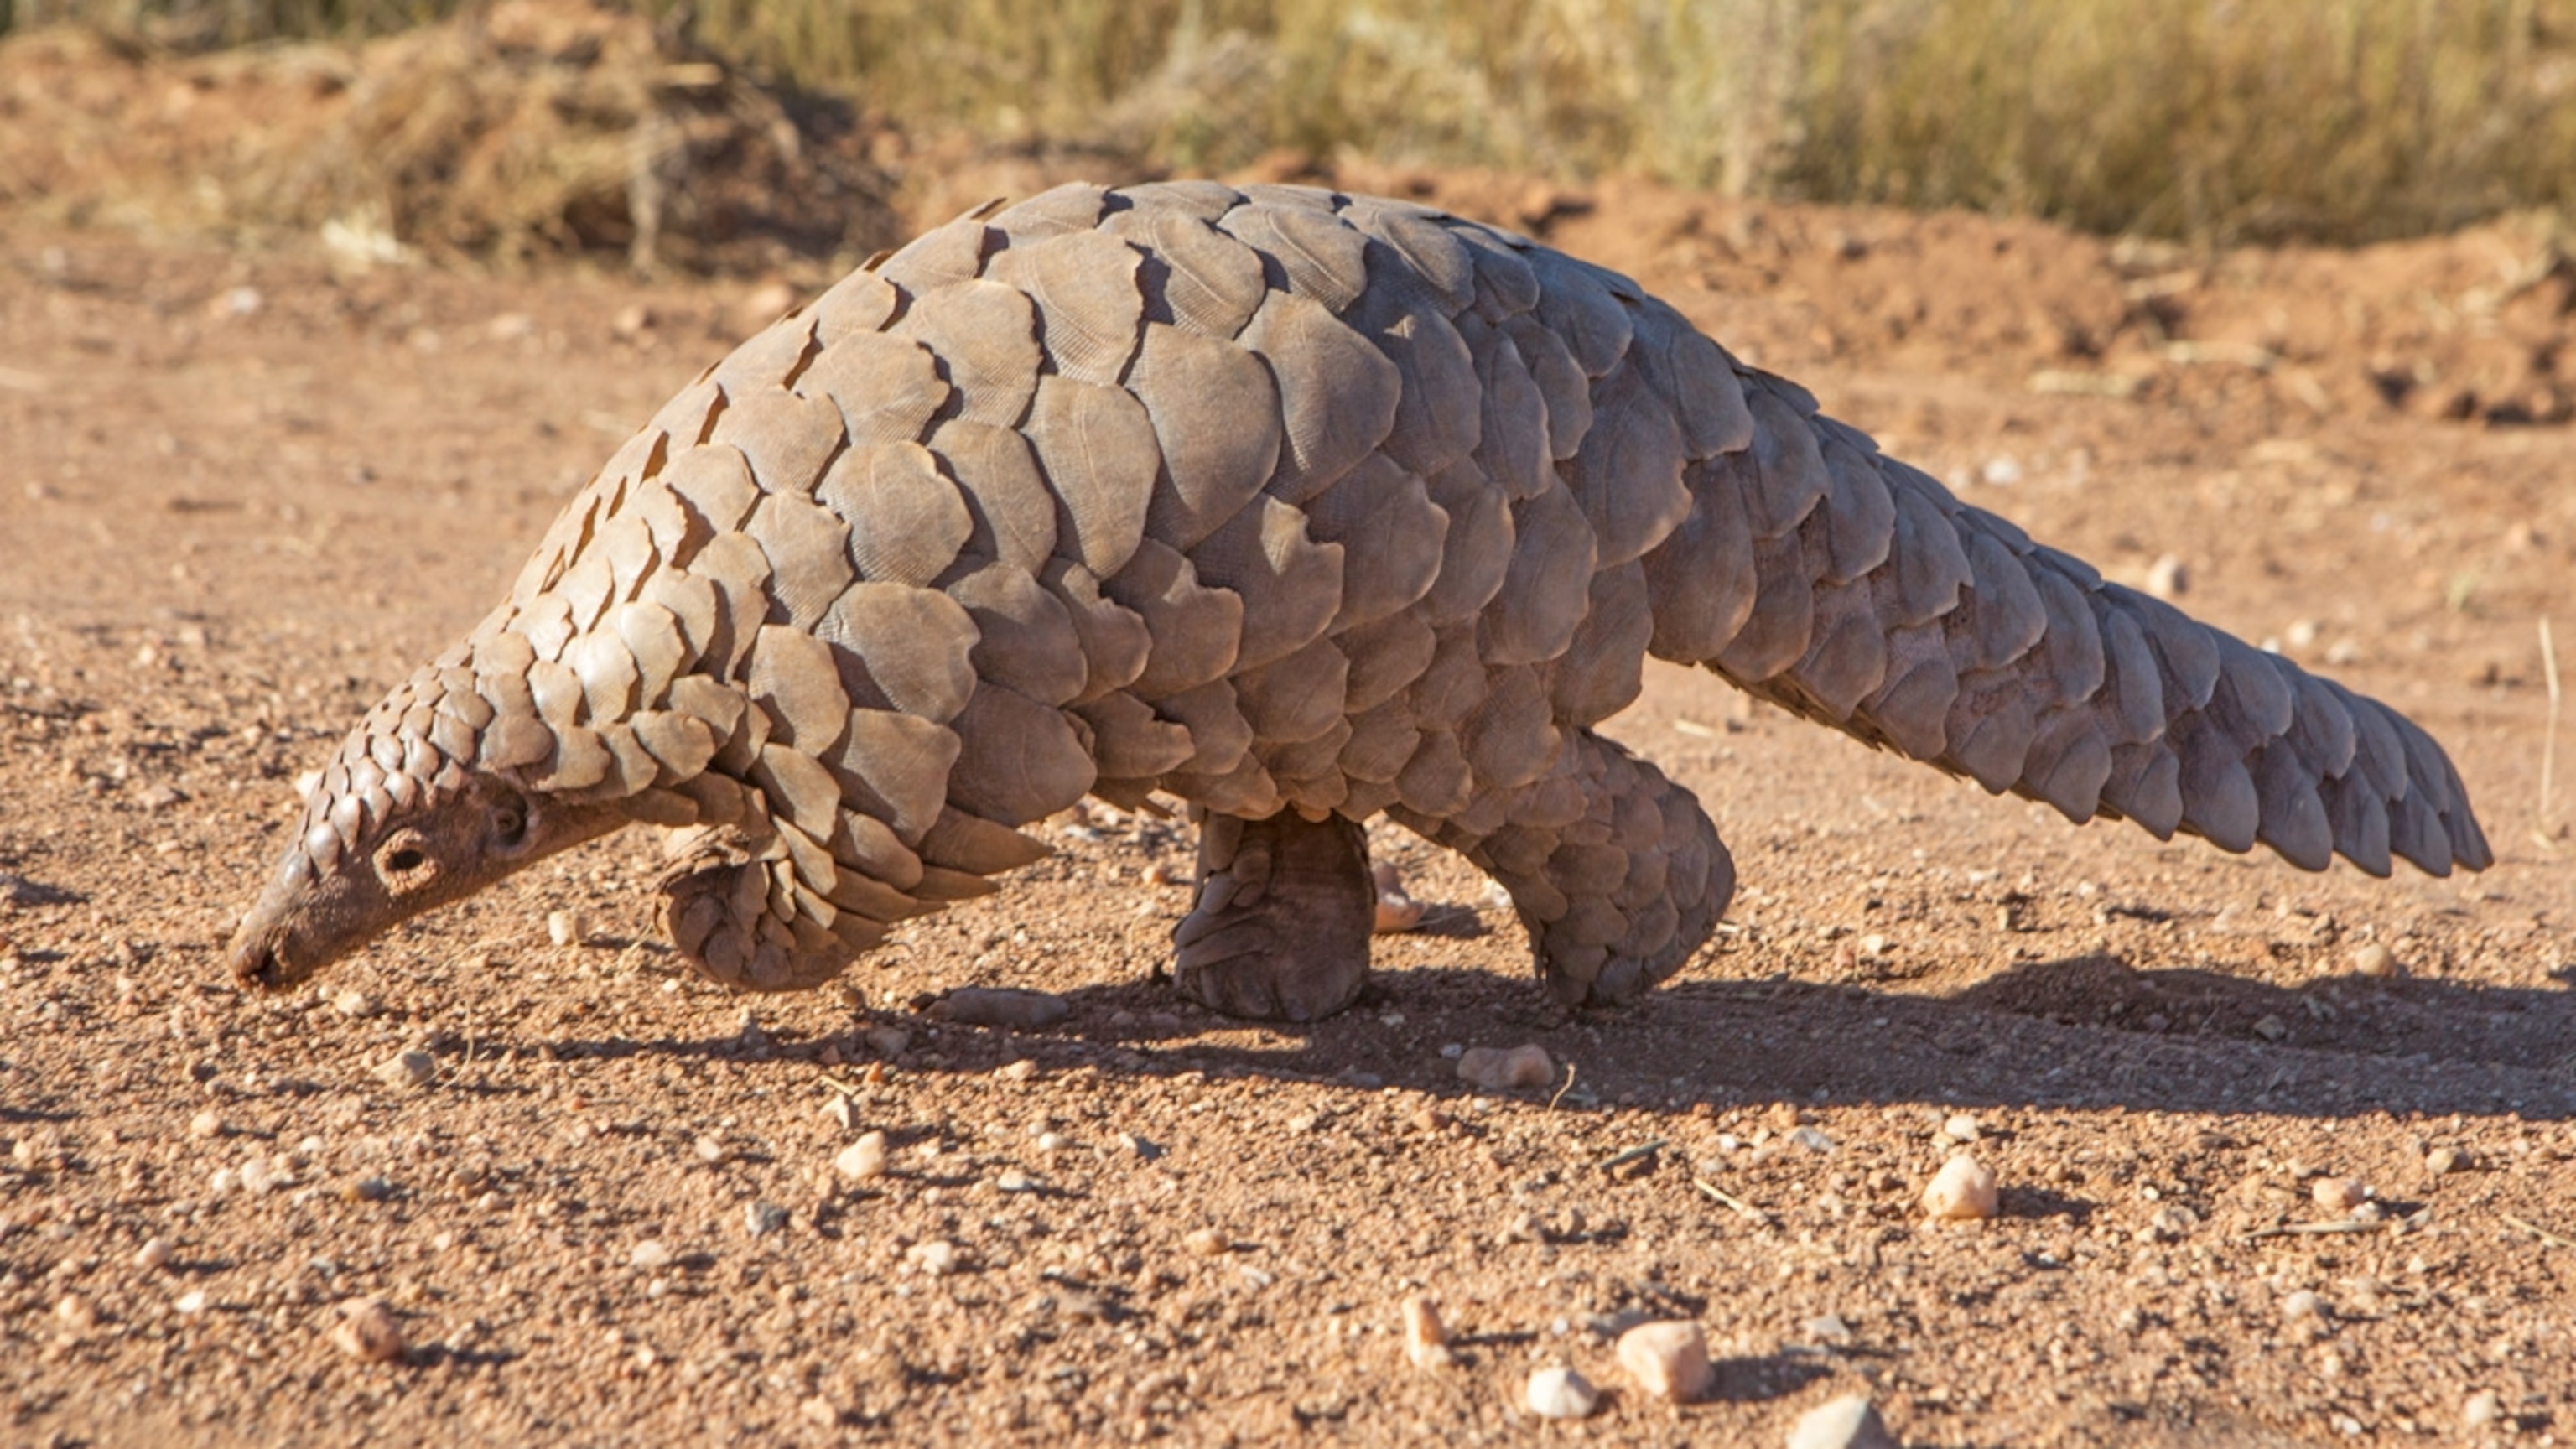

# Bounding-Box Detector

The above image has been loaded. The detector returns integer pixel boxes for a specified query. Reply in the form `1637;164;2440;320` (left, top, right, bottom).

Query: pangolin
228;181;2491;1021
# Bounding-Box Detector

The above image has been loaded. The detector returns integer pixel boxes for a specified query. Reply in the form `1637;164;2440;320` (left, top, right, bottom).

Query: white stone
1524;1365;1598;1420
546;910;584;948
1923;1154;1998;1221
835;1131;889;1181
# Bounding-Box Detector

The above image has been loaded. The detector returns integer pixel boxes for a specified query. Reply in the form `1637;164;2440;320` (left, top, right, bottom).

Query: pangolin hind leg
1171;808;1377;1021
1396;728;1735;1008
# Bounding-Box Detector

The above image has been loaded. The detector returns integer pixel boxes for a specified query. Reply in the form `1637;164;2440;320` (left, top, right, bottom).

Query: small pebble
331;989;381;1018
932;988;1070;1031
1923;1153;1999;1221
238;1154;285;1194
330;1297;407;1363
2140;1204;2199;1242
188;1109;225;1139
1615;1319;1713;1402
174;1290;209;1315
744;1202;788;1236
1400;1294;1454;1370
2352;943;2398;978
1787;1394;1898;1449
865;1026;911;1057
629;1240;672;1270
905;1239;958;1276
2143;553;2189;600
135;1237;172;1270
2281;1289;2326;1322
995;1170;1038;1193
1036;1131;1067;1154
54;1294;97;1332
2312;1176;2369;1213
1182;1228;1230;1258
1801;1313;1853;1344
1941;1114;1982;1143
1789;1125;1836;1153
835;1131;889;1181
823;1095;860;1130
373;1049;435;1091
2253;1014;2288;1041
546;910;584;948
693;1135;728;1166
1524;1365;1599;1420
1456;1044;1554;1091
1371;862;1427;934
2463;1390;2503;1427
2426;1145;2470;1176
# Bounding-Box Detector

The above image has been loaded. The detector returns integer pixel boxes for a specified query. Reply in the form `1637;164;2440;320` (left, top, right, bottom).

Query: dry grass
9;0;2576;243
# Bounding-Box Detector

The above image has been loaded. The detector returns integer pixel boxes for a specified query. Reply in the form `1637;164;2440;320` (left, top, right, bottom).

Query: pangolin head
228;657;625;991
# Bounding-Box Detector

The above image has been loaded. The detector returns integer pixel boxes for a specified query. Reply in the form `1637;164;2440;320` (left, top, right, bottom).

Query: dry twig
1692;1177;1774;1226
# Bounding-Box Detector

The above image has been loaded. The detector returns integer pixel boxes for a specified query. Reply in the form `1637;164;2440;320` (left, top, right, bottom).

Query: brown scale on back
228;181;2492;1021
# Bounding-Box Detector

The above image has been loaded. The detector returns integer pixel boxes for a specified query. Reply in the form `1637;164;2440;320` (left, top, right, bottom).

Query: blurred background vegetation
6;0;2574;245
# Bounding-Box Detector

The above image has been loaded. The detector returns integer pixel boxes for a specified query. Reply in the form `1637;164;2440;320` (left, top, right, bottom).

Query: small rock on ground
373;1050;435;1091
1457;1044;1554;1090
1615;1319;1712;1402
1401;1295;1453;1369
1524;1365;1598;1420
1788;1394;1898;1449
330;1297;407;1364
835;1131;888;1181
932;987;1070;1030
1923;1153;1998;1220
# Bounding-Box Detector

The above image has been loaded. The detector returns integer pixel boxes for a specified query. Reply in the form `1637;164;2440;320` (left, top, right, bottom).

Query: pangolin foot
1171;808;1374;1021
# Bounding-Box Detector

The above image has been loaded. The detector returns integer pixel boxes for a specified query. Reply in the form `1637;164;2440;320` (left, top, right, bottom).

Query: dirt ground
4;148;2576;1446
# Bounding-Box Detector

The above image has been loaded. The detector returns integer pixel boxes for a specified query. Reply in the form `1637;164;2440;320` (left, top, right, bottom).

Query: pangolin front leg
1172;808;1376;1021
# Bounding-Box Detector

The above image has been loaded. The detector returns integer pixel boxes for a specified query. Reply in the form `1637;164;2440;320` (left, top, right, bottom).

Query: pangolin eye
385;847;426;873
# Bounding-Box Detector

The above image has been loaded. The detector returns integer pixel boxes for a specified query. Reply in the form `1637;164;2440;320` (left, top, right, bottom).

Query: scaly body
229;181;2490;1019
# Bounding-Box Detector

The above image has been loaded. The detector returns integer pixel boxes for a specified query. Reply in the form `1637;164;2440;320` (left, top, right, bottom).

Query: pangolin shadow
522;954;2575;1124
